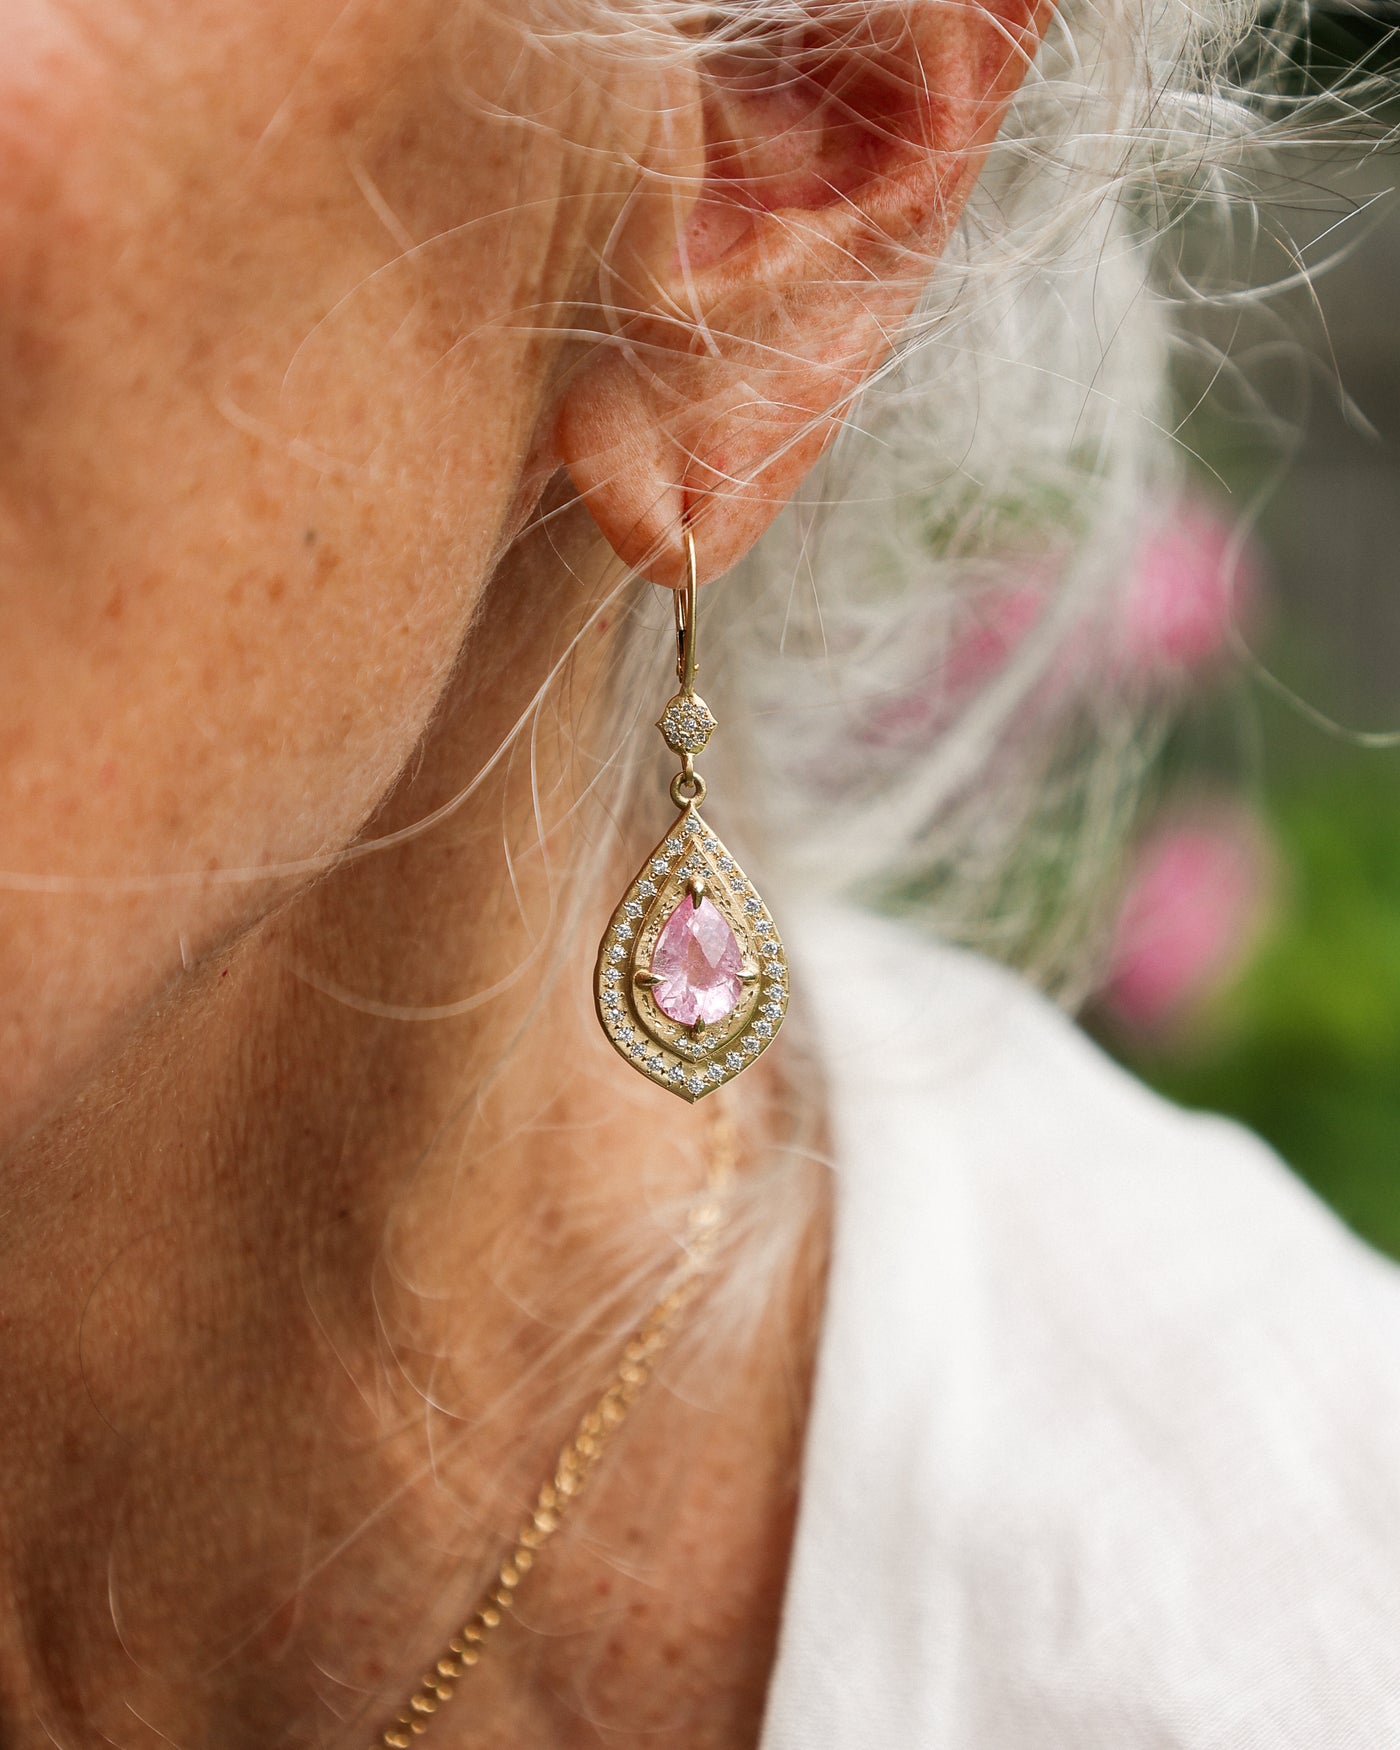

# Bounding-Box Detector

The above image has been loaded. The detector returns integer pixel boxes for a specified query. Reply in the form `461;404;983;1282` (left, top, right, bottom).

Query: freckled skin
0;2;587;1144
0;1;1043;1745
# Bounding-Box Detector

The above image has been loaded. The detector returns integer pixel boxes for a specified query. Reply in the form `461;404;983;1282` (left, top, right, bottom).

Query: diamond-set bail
594;523;788;1101
657;692;717;759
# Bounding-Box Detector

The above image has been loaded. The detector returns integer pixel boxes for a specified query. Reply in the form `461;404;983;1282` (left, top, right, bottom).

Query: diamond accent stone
624;901;643;920
753;1020;772;1037
686;1074;706;1096
725;1051;743;1070
717;857;733;872
650;858;668;877
649;896;743;1028
745;898;761;916
609;943;626;961
657;692;718;756
706;1064;725;1083
638;880;656;899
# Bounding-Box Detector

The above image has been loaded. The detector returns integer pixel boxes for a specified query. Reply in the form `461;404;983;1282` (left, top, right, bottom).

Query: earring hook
675;522;699;695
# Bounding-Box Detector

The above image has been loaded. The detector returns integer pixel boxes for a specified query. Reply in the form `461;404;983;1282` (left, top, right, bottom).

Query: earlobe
554;0;1050;588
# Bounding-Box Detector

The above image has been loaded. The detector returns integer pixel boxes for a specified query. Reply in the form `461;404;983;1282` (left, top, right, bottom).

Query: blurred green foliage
1108;13;1400;1256
1112;689;1400;1259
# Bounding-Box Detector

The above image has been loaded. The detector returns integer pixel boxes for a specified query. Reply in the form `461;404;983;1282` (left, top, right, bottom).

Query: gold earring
594;523;788;1101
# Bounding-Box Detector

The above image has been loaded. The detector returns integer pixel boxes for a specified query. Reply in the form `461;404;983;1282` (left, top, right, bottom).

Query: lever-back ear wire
675;522;699;696
668;515;707;808
592;516;790;1104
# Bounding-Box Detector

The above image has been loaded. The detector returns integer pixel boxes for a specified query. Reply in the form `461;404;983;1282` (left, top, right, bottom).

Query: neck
0;513;827;1747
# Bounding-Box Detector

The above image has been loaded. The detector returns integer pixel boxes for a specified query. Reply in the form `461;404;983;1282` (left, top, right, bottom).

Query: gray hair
533;0;1340;1003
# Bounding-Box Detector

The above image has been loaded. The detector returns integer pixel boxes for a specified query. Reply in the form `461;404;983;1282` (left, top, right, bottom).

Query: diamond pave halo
593;526;788;1102
594;806;789;1102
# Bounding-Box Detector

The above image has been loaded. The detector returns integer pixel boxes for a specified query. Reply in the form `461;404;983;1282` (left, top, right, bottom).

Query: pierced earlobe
556;0;1050;583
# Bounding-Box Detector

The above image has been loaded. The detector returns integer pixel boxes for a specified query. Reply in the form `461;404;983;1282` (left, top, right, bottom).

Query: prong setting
595;807;788;1102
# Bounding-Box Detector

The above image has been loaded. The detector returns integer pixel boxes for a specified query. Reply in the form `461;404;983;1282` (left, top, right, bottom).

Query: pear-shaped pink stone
650;896;743;1027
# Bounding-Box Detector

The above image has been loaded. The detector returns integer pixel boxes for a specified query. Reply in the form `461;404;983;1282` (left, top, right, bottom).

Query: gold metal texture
595;519;788;1101
594;805;788;1103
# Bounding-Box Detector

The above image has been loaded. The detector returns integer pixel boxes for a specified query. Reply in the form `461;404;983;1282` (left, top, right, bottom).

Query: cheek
0;10;107;455
0;8;101;219
0;4;568;1149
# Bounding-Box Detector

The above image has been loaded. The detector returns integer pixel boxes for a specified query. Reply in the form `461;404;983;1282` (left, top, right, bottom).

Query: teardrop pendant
594;530;788;1101
595;802;789;1101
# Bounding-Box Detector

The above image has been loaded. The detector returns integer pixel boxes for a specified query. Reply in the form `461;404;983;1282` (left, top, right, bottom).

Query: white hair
517;0;1358;1005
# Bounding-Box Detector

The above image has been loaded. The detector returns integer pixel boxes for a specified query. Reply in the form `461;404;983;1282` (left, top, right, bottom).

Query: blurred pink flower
858;583;1047;749
858;580;1055;750
1118;504;1259;676
1104;801;1276;1038
858;495;1263;752
940;585;1046;697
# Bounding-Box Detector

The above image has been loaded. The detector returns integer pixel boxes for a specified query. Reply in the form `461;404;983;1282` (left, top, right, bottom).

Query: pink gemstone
650;896;743;1027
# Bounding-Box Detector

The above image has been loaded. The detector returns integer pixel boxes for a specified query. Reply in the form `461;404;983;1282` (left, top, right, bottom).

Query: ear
552;0;1050;587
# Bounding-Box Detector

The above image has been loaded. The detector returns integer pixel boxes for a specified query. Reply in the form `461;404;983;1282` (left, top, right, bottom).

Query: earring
594;523;788;1101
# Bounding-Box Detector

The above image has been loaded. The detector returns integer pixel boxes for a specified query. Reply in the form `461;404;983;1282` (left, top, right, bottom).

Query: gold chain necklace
369;1105;738;1748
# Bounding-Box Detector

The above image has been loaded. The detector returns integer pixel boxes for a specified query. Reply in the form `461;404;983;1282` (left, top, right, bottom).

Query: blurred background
1089;11;1400;1256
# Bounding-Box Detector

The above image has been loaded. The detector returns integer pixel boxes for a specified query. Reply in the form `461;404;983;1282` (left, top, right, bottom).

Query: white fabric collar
759;905;1400;1749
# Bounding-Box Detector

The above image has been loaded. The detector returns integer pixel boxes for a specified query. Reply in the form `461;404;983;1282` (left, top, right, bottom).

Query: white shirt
760;907;1400;1749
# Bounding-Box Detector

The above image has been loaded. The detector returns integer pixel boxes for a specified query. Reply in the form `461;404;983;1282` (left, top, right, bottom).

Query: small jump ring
669;770;707;808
